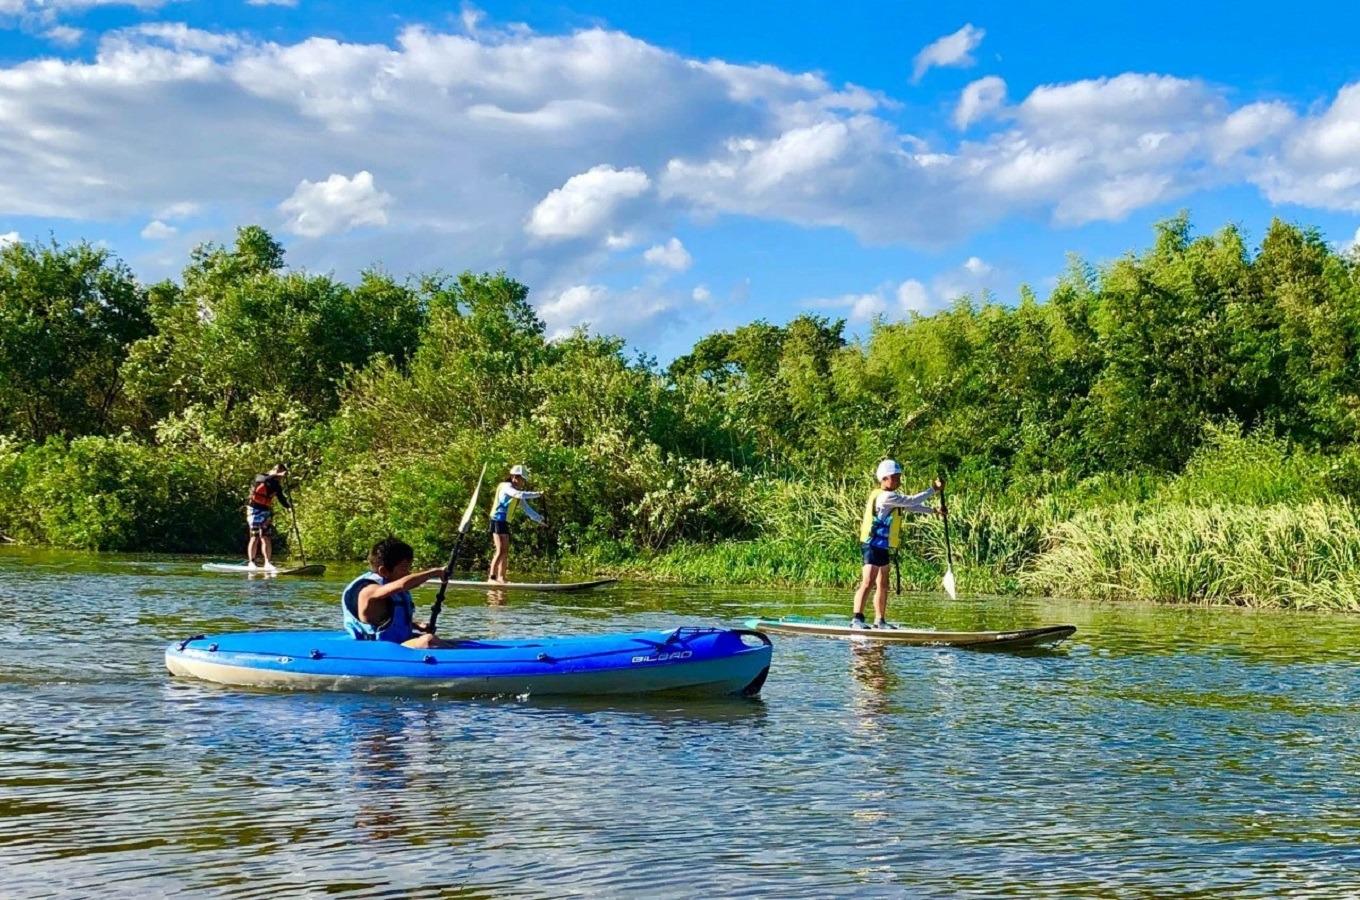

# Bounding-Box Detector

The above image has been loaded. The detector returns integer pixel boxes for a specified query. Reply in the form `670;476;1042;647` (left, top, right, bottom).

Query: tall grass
1023;500;1360;610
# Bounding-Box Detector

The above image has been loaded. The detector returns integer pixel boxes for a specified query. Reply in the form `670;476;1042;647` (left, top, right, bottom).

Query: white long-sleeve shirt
489;482;544;524
872;485;937;516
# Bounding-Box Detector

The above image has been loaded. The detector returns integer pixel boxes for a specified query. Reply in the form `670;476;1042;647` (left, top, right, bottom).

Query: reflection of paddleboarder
487;464;545;584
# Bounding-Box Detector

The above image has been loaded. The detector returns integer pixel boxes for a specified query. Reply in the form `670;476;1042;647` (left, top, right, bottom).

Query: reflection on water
4;546;1360;896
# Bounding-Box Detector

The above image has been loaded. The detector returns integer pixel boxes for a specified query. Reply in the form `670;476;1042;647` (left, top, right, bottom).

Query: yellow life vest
489;483;520;522
859;488;902;549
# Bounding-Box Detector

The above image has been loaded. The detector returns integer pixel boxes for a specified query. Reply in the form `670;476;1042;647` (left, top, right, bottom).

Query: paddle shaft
941;482;954;571
428;464;488;634
284;476;308;565
542;495;559;580
427;532;464;634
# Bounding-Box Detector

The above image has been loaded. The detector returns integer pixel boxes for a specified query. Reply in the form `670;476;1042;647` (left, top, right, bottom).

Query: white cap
509;464;528;477
875;459;902;480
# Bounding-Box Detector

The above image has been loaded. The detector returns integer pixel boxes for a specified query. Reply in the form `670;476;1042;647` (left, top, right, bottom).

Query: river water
3;547;1360;897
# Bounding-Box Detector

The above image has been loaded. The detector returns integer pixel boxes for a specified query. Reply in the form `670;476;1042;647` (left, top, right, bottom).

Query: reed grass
1022;500;1360;610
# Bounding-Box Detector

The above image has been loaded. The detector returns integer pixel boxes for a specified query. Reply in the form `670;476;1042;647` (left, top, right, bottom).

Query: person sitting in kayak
342;537;455;648
851;460;943;630
245;463;292;573
487;464;545;584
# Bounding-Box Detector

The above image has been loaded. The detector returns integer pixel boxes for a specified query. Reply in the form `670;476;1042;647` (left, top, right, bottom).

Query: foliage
5;215;1360;609
0;239;150;441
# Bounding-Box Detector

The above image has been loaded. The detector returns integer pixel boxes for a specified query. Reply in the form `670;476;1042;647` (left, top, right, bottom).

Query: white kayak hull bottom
166;648;770;697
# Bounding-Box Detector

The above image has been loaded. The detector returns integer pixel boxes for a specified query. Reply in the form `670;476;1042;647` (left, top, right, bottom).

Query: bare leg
403;633;457;649
851;564;875;617
872;566;891;623
261;533;274;567
246;532;259;564
489;533;509;583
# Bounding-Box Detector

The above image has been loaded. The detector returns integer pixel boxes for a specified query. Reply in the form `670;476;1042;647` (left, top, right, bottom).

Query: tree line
2;215;1359;603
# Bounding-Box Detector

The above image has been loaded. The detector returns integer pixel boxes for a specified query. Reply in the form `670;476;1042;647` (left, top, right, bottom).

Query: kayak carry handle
176;634;206;651
732;629;773;649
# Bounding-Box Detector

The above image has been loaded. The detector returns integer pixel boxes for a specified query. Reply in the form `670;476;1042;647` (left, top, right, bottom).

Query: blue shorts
861;544;891;568
489;519;511;536
247;507;273;535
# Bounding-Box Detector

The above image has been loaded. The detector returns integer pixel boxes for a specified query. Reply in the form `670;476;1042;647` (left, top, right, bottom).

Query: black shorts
489;520;511;536
861;544;891;567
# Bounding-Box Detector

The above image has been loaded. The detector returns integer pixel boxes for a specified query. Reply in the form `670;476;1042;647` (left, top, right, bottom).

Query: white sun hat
509;464;528;477
875;459;903;480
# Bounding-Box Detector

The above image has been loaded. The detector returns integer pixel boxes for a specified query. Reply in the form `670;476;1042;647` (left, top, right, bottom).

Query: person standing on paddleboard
245;463;292;573
851;460;943;629
487;464;545;584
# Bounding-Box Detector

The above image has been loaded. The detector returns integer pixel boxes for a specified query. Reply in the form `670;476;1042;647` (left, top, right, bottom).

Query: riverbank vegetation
2;216;1359;608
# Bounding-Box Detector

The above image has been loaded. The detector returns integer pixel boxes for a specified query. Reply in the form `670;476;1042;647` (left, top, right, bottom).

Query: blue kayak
165;627;772;697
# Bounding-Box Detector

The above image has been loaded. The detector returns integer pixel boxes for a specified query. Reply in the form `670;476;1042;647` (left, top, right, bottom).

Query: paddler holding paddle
244;463;292;573
851;460;944;630
342;537;458;648
487;464;545;584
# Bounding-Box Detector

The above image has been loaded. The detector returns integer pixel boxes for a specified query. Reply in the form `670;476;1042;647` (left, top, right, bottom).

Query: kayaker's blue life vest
859;489;902;550
342;572;415;643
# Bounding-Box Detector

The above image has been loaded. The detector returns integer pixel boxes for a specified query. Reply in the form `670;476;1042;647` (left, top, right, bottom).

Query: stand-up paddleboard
745;615;1075;650
424;578;618;593
201;562;328;577
166;627;771;697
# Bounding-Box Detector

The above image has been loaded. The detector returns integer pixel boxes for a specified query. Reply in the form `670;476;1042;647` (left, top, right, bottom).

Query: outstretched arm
880;485;937;515
362;567;445;602
519;498;545;524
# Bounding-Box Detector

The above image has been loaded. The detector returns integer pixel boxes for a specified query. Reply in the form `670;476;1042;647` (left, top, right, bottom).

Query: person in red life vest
245;463;292;572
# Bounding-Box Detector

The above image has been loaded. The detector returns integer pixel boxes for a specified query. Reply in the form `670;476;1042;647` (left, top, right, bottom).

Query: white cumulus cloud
642;237;691;270
526;165;651;241
912;24;985;83
537;282;680;341
140;219;177;239
44;26;84;46
692;284;711;303
0;231;19;248
896;279;929;312
0;17;1357;341
279;171;391;237
1254;84;1360;210
955;76;1006;129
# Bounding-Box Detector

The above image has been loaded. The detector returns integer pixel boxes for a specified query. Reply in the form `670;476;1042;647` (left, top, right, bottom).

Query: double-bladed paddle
428;464;488;634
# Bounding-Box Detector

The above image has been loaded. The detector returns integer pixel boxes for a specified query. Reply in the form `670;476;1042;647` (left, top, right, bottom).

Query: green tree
0;239;150;441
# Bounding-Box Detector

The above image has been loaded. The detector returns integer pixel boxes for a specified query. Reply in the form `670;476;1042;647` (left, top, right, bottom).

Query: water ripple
4;548;1360;896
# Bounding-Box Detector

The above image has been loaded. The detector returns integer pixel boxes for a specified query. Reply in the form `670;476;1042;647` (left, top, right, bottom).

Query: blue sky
2;1;1358;359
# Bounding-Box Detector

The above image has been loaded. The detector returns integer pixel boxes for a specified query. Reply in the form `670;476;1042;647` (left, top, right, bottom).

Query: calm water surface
3;548;1360;897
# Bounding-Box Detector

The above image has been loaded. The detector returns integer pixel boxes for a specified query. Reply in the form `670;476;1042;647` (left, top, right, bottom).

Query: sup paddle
541;495;560;582
940;477;957;600
428;463;487;634
284;474;309;567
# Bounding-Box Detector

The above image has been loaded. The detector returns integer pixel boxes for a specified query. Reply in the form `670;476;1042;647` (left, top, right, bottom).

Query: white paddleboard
201;563;327;577
426;578;618;592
